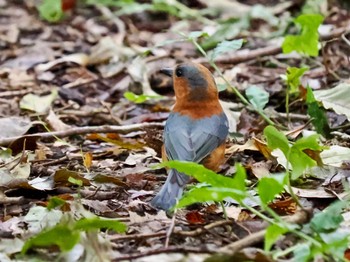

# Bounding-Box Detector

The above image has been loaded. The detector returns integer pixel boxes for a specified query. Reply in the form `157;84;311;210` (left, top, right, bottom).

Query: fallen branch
113;246;214;261
0;122;164;146
110;219;233;242
218;208;311;255
196;24;350;65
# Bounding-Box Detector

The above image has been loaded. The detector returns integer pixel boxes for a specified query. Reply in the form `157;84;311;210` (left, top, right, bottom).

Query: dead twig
196;24;350;66
0;122;165;146
110;219;234;243
165;211;177;247
177;220;233;237
110;232;166;241
218;208;311;255
0;196;24;205
113;246;214;261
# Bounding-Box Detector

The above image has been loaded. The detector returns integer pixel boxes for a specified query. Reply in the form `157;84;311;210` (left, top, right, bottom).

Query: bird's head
160;62;218;101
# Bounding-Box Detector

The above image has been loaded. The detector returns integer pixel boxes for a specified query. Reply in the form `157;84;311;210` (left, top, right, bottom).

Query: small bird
151;62;229;211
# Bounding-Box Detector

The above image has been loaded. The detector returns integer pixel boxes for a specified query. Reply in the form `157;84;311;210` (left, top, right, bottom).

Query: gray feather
151;112;229;210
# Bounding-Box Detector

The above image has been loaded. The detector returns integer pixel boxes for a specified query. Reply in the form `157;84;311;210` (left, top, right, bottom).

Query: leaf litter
0;0;350;261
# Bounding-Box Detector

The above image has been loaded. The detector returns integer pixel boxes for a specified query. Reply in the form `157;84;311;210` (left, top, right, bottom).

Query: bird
151;62;229;211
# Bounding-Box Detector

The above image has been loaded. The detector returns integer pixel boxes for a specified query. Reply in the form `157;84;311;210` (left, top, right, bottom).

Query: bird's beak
160;68;173;77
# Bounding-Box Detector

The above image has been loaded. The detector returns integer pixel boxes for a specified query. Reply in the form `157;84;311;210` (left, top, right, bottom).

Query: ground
0;0;350;261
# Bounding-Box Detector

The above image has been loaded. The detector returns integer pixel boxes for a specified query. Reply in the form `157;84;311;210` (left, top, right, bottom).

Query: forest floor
1;0;350;261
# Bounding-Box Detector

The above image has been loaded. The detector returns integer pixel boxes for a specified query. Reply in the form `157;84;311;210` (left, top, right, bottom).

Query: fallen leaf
128;189;153;199
92;174;128;188
46;110;71;131
0;117;33;139
226;139;259;154
35;53;89;73
250;161;272;179
83;152;93;170
54;169;91;187
291;186;335;198
28;176;54;190
321;145;350;167
186;211;205;224
314;83;350;121
20;89;58;114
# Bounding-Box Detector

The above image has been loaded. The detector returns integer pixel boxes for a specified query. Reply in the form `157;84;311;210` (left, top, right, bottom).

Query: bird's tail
151;169;190;211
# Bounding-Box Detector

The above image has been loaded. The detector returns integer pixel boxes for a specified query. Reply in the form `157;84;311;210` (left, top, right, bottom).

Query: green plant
37;0;64;22
123;91;163;104
280;66;308;123
282;14;324;57
306;86;331;138
159;125;347;261
22;198;127;254
175;31;276;126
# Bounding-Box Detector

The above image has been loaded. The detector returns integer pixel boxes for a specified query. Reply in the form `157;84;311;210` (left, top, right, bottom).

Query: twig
96;6;126;45
54;187;126;202
35;155;68;166
342;32;350;47
177;220;233;237
217;209;311;255
196;24;350;66
110;232;166;241
0;88;34;98
0;196;24;205
165;212;177;247
113;246;214;261
331;131;350;142
110;220;234;242
0;122;164;146
275;112;309;121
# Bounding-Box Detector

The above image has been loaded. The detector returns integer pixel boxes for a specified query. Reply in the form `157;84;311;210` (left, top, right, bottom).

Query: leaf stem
220;201;228;220
190;38;275;126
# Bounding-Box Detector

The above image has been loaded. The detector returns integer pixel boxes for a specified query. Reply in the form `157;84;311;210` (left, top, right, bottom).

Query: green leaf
209;39;243;61
306;87;331;138
284;67;309;93
188;31;209;39
47;197;66;210
264;126;324;179
313;83;350;121
177;187;246;208
282;14;324;57
124;91;163;104
245;85;269;111
37;0;64;22
0;147;12;160
265;224;288;251
217;83;228;92
20;89;58;114
289;134;324;179
86;0;135;6
160;161;246;192
74;217;127;233
201;19;244;50
264;126;290;156
310;201;346;232
293;243;311;262
68;176;83;187
258;173;287;205
117;3;152;15
160;161;247;207
22;225;80;254
319;230;349;258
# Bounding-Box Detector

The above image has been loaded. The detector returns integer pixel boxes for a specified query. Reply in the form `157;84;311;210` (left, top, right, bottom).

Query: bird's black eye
175;68;183;77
